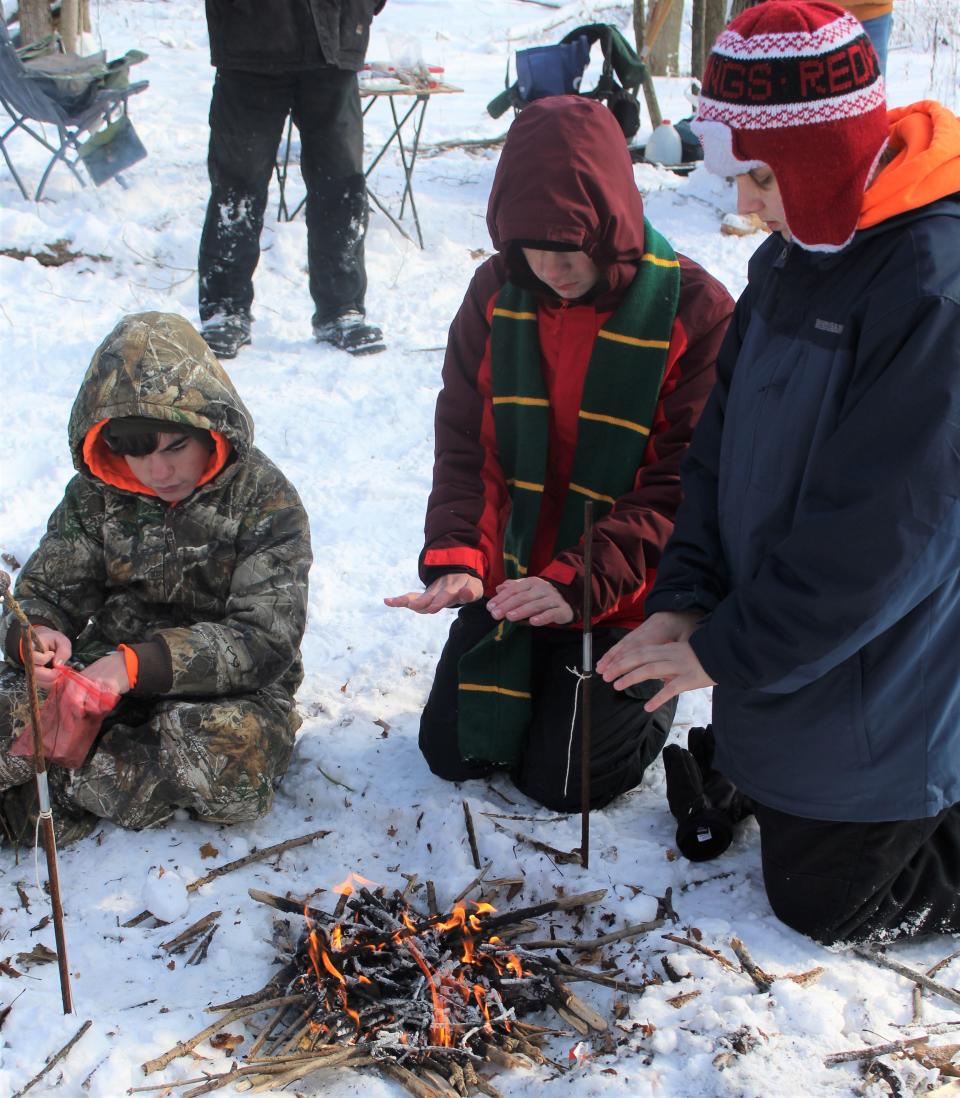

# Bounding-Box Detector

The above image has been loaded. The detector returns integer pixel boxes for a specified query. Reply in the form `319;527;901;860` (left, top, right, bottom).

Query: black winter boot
313;311;385;356
201;314;252;360
663;725;754;862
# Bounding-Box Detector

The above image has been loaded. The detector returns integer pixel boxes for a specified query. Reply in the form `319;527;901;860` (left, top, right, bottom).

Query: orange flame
332;871;377;897
403;936;452;1046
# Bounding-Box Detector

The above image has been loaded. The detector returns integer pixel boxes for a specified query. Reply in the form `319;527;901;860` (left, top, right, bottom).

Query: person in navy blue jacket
598;0;960;945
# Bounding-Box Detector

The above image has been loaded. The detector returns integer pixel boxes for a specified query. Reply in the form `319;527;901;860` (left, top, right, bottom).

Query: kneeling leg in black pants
755;801;960;944
419;602;676;810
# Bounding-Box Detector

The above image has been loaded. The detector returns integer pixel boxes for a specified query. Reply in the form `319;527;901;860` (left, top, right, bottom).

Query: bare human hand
487;577;574;626
597;611;710;709
27;625;72;689
79;652;130;698
384;573;483;614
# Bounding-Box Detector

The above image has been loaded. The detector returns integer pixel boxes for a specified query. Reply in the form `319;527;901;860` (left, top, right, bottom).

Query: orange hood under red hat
860;100;960;229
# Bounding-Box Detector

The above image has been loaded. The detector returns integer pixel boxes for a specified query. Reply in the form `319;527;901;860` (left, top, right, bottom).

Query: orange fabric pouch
10;666;119;769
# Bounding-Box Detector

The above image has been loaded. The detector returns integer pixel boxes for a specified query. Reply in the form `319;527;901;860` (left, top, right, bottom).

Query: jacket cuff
421;546;487;578
129;639;173;696
4;617;59;666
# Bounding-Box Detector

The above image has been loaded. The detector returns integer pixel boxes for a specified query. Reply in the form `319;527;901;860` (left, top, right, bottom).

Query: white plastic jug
644;120;682;166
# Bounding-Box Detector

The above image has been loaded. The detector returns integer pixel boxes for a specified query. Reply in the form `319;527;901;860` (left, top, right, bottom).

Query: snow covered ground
0;2;958;1095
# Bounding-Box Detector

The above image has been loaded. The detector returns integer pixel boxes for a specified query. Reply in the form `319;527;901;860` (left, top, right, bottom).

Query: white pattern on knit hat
697;82;887;130
711;11;863;60
691;119;764;178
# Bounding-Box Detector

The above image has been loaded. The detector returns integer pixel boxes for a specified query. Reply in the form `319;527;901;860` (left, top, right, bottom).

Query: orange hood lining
860;100;960;230
82;419;232;500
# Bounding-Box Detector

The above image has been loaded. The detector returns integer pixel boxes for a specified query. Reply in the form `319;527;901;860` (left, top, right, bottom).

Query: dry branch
141;995;306;1075
187;829;331;893
730;937;773;993
522;918;663;950
161;911;222;954
824;1035;929;1066
662;933;736;971
11;1019;92;1098
247;888;331;922
855;947;960;1010
462;801;482;869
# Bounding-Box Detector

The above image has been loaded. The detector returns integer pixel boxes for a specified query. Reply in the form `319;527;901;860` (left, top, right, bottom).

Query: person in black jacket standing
199;0;386;359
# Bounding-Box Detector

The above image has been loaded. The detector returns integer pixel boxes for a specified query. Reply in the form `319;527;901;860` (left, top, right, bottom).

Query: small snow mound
141;867;190;922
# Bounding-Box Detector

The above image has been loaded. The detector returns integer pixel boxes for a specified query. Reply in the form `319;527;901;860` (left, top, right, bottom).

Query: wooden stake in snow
0;569;73;1015
580;501;594;869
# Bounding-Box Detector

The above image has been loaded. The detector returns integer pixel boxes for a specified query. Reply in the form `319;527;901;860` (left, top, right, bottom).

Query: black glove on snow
662;726;754;862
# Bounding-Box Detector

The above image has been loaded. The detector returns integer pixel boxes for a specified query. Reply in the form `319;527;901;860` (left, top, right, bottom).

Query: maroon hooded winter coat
419;96;733;629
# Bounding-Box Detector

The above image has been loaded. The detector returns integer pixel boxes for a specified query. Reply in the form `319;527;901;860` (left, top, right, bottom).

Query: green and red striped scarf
457;218;681;765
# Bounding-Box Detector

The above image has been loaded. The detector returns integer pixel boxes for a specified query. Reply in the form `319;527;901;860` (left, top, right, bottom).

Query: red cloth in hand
10;666;119;769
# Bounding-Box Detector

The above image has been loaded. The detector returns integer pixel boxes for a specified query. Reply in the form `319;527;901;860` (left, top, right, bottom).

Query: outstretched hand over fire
597;611;714;710
385;573;483;614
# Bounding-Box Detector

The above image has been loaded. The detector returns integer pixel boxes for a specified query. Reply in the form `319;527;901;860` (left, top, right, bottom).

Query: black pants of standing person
754;801;960;944
198;67;368;328
419;601;677;811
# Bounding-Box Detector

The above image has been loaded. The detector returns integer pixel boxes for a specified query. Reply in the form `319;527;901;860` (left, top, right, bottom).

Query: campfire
142;875;643;1097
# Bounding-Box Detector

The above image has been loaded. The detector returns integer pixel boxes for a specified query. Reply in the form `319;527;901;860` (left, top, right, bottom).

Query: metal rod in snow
0;570;73;1014
580;502;594;870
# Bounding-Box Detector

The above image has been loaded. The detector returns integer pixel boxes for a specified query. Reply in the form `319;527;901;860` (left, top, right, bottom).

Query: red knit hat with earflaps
692;0;889;252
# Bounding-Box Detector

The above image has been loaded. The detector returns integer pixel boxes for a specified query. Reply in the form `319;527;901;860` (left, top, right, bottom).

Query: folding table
275;80;462;248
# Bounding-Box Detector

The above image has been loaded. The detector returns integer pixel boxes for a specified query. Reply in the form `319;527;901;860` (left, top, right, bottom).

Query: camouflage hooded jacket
0;313;312;702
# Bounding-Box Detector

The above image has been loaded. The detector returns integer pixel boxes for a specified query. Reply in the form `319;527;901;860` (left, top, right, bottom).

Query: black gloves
662;725;754;862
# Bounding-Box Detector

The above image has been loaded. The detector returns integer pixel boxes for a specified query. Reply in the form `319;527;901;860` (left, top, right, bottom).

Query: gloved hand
662;725;754;862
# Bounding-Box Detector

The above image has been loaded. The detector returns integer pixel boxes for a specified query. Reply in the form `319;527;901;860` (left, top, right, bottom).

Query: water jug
644;120;683;165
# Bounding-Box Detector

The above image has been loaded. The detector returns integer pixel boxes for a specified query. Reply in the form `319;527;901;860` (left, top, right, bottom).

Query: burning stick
0;569;73;1015
580;500;594;869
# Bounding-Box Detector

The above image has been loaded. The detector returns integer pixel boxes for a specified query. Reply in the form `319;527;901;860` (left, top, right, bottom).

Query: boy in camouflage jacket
0;312;312;843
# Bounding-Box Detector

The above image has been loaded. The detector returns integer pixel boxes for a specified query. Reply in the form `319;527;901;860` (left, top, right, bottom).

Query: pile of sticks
141;884;635;1097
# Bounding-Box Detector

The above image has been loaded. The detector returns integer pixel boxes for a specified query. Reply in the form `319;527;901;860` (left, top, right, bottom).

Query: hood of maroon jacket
486;96;646;305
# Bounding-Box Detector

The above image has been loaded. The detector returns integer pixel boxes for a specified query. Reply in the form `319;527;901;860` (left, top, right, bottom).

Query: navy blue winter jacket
645;195;960;822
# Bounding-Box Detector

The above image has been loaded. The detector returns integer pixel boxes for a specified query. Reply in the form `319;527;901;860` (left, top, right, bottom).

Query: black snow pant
419;601;676;811
755;800;960;945
198;66;368;327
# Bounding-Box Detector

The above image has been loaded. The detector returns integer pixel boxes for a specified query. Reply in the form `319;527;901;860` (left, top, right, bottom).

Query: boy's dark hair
102;416;214;457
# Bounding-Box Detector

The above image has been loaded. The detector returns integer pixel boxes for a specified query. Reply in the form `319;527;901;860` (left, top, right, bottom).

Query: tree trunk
633;0;644;53
649;0;683;77
691;0;705;81
17;0;53;46
703;0;728;60
59;0;80;53
729;0;759;17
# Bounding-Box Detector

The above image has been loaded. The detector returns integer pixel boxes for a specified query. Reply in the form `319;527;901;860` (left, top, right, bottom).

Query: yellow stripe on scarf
506;477;544;493
579;409;651;436
492;308;538;321
597;330;671;350
641;252;681;269
502;553;529;575
459;683;533;699
569;482;617;504
493;396;550;407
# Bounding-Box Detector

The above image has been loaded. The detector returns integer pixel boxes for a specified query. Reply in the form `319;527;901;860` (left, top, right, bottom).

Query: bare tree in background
692;0;728;78
14;0;92;50
17;0;54;44
635;0;729;81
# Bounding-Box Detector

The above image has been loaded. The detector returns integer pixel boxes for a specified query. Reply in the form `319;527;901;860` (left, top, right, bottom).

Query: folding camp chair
0;23;148;201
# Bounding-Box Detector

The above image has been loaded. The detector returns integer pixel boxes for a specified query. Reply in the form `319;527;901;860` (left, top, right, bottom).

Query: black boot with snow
201;314;252;360
313;311;385;356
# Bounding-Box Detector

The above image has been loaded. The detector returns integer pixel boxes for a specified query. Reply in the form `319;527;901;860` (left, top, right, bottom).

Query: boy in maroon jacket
387;96;732;810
